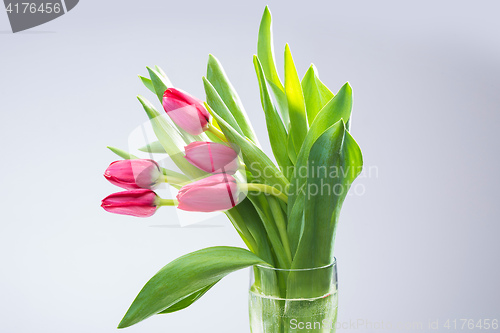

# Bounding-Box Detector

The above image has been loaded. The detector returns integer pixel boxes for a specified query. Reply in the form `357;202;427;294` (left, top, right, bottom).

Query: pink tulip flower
162;88;210;135
104;159;163;190
101;189;159;217
184;142;239;174
177;174;238;212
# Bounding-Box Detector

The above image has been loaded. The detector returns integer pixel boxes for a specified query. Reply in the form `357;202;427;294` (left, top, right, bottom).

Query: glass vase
249;260;338;332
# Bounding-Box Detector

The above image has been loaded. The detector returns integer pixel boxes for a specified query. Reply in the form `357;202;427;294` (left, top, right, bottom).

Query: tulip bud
177;174;238;212
184;142;239;174
104;159;163;190
101;189;159;217
162;88;210;135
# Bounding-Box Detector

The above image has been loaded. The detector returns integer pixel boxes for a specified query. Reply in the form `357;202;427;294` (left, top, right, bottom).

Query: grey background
1;0;499;332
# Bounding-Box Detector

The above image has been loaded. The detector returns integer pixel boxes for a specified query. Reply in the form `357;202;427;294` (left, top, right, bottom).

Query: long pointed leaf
139;76;156;94
138;140;167;153
258;6;289;126
146;66;172;103
302;64;334;125
207;54;259;144
154;65;170;81
202;77;245;138
107;146;139;160
284;44;308;155
158;279;220;314
118;247;268;328
253;56;292;177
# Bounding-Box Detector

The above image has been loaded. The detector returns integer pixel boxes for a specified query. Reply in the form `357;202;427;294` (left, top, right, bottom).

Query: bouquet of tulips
101;7;363;331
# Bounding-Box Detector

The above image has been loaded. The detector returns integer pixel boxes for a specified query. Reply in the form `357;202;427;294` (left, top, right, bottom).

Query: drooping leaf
253;56;292;177
284;44;308;156
118;247;269;328
258;6;289;126
301;64;334;125
207;54;259;144
158;279;220;314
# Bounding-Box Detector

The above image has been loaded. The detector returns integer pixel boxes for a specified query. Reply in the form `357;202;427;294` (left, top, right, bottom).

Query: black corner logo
3;0;79;33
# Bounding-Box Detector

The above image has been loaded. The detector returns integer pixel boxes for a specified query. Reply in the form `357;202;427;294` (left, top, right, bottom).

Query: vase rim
254;258;337;272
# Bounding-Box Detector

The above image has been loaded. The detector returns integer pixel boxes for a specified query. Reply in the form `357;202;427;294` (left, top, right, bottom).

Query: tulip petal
177;174;238;212
184;142;239;174
104;159;162;190
101;189;158;218
162;88;210;135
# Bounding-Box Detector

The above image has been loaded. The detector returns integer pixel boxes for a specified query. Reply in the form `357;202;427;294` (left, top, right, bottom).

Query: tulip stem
162;175;189;185
268;197;292;264
158;199;179;206
207;124;228;142
241;183;288;204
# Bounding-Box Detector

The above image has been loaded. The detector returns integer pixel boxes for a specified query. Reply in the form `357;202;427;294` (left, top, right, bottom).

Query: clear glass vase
249;260;338;332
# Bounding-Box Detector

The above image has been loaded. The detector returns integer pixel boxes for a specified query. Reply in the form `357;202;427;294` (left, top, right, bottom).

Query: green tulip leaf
138;140;167;153
287;83;353;211
118;246;269;328
287;131;298;165
157;279;220;314
226;198;275;267
202;77;245;138
146;66;172;103
207;54;259;144
139;76;155;95
284;44;308;156
253;55;292;178
154;65;170;80
301;64;334;125
287;83;353;254
258;6;289;126
291;120;362;271
107;146;139;160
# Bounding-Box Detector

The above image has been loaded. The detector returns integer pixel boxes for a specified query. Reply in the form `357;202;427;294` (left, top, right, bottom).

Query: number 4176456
444;319;498;330
5;2;62;14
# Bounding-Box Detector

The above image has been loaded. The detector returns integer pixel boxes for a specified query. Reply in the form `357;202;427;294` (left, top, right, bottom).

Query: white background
1;0;499;332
